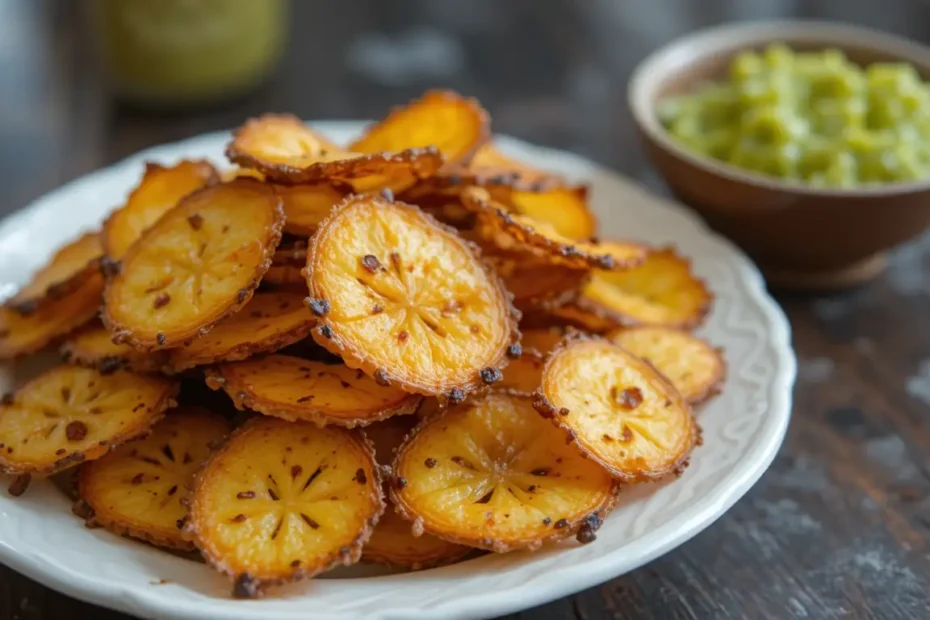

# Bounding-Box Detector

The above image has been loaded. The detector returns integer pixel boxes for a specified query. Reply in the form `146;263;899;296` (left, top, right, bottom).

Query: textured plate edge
0;124;797;620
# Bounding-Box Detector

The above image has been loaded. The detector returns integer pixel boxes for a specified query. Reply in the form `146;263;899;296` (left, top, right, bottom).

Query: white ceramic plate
0;122;796;620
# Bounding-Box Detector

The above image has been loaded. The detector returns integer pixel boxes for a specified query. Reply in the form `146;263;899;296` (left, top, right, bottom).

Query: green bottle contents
88;0;288;107
659;44;930;187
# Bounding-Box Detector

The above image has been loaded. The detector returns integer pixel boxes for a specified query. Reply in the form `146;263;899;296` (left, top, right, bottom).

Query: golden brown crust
74;409;230;550
484;250;590;314
60;322;168;374
0;366;179;478
349;89;490;166
163;290;316;373
520;300;619;334
360;505;475;570
461;188;645;273
4;231;103;315
203;356;422;428
493;350;547;398
226;114;443;190
103;179;285;350
261;238;308;287
575;247;713;331
102;160;219;260
275;182;351;237
306;193;520;401
0;272;104;360
608;327;727;407
185;417;385;597
533;332;700;483
390;393;620;552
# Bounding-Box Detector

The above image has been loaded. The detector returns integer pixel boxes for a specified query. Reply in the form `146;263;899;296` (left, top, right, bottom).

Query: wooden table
3;1;930;618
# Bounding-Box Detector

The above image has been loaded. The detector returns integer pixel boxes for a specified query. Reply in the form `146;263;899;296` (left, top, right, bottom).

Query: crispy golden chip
61;322;167;374
609;327;725;406
520;327;569;355
349;90;489;165
262;238;307;287
306;194;518;400
263;264;304;288
104;161;218;260
485;251;588;313
460;141;569;190
205;355;421;427
226;114;343;170
401;141;578;203
495;187;596;241
531;302;619;334
220;166;265;182
226;114;442;192
361;417;472;569
187;417;384;598
165;290;316;372
496;352;545;397
391;392;617;551
276;183;349;236
0;366;178;479
535;336;699;482
465;189;643;270
104;179;284;350
0;271;104;360
577;248;712;330
75;408;230;549
363;506;474;569
5;231;103;314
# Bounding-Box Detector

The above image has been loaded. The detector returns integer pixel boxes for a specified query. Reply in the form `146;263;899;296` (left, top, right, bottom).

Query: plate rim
0;122;796;620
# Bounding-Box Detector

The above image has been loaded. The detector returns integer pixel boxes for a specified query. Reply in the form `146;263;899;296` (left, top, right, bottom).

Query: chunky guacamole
659;44;930;187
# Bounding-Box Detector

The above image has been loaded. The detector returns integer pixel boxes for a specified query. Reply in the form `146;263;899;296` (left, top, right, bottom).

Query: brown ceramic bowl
629;21;930;289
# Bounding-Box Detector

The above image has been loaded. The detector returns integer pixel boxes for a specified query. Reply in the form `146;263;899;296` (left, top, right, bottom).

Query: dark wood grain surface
3;0;930;618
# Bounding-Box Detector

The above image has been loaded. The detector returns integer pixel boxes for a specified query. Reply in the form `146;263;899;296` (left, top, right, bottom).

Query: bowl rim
628;19;930;198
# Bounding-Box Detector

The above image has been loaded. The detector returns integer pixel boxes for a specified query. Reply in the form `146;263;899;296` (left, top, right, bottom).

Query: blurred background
5;0;930;213
3;1;930;619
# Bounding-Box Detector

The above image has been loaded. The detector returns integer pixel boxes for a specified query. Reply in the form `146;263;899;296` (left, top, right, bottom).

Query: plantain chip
263;264;304;288
496;351;545;397
535;335;699;482
465;188;643;270
187;416;384;598
458;141;572;190
609;327;725;406
104;179;284;350
75;408;230;549
362;417;472;569
349;90;489;165
492;186;597;241
306;194;518;401
519;327;570;355
0;270;104;360
225;114;343;171
574;248;712;330
528;301;620;334
391;392;618;551
485;250;588;313
226;114;442;193
165;290;316;372
104;161;218;260
220;166;265;182
276;182;350;237
205;355;421;427
262;237;307;287
61;321;167;374
5;231;103;314
0;365;178;480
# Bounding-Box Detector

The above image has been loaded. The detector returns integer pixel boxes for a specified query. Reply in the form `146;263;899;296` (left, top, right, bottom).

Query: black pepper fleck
307;298;330;316
479;367;503;384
